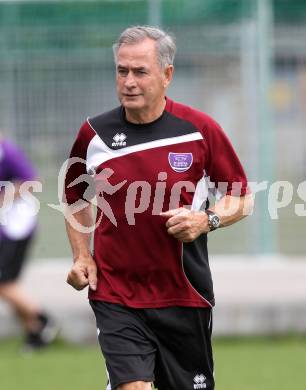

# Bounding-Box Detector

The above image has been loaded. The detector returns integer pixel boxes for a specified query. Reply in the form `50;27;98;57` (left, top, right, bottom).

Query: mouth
123;94;141;98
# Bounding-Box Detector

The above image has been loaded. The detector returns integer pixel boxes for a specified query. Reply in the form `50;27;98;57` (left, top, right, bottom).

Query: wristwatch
205;210;221;231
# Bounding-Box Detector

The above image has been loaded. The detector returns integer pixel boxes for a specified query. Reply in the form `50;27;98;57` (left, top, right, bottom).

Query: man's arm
65;202;97;291
210;193;254;228
161;193;254;242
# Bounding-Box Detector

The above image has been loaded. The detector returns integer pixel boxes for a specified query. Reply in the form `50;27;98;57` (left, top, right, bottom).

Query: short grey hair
113;25;176;69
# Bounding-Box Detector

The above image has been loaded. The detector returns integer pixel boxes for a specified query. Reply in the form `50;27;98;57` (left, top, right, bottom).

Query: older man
64;26;253;390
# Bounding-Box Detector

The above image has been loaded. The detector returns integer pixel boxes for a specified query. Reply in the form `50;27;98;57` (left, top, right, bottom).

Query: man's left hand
160;207;209;242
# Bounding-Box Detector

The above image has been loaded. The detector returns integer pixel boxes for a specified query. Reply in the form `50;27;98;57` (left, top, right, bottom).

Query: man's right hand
67;256;97;291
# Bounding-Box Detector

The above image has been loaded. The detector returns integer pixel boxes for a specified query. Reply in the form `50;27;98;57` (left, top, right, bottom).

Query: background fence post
257;0;277;254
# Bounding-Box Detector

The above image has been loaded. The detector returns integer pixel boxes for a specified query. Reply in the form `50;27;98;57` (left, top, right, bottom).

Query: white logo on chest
112;133;127;147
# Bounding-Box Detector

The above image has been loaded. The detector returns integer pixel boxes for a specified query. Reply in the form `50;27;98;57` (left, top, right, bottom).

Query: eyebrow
117;65;147;71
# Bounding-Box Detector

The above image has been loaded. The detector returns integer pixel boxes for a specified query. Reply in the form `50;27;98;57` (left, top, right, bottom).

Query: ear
163;65;174;88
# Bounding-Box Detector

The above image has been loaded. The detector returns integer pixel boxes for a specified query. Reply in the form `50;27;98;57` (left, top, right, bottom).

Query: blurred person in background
64;26;253;390
0;135;58;351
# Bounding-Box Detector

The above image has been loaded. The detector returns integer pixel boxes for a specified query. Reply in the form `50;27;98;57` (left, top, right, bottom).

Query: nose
124;71;137;89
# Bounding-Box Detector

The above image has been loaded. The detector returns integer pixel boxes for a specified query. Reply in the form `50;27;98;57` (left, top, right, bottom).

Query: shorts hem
111;376;154;389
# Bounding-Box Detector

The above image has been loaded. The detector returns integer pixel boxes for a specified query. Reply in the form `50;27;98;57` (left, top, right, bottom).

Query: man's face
116;38;173;115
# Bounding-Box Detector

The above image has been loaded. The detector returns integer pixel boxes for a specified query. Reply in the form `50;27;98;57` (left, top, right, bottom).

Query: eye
135;69;147;75
118;68;128;76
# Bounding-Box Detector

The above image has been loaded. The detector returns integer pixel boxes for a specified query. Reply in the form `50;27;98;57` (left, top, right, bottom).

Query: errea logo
193;374;207;389
112;133;127;147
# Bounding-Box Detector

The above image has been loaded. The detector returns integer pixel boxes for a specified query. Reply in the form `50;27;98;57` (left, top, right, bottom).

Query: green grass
214;336;306;390
0;338;104;389
1;337;306;389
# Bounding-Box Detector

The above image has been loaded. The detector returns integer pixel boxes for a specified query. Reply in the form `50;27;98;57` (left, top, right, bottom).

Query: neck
125;98;166;124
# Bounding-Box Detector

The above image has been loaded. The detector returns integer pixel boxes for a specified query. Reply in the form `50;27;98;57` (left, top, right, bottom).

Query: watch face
211;215;220;228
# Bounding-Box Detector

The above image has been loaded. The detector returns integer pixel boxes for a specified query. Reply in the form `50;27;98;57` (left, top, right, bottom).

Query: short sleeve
204;119;249;197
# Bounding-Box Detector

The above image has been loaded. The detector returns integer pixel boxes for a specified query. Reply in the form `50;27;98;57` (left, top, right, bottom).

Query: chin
122;100;143;110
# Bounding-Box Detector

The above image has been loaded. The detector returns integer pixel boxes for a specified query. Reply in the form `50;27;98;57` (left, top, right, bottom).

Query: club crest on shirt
168;152;193;172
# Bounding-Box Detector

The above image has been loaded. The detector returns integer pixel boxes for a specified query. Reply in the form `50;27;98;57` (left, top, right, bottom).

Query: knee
0;281;19;300
0;283;9;294
0;281;14;294
117;381;152;390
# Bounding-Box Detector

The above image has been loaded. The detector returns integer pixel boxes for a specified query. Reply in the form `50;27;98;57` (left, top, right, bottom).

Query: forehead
116;38;158;66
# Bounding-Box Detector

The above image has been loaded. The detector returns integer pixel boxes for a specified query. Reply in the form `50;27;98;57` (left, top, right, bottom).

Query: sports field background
0;2;306;389
0;0;305;259
2;336;306;390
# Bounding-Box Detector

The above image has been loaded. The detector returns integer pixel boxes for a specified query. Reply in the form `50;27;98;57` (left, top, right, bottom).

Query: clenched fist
67;256;97;291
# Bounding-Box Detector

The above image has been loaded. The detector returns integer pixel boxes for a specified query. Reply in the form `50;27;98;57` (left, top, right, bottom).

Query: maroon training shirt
64;97;248;308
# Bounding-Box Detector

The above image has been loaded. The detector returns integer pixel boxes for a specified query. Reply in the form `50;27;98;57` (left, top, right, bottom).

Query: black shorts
0;235;33;283
90;301;214;390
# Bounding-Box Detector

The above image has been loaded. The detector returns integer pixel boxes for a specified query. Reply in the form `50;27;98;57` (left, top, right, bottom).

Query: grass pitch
1;336;306;390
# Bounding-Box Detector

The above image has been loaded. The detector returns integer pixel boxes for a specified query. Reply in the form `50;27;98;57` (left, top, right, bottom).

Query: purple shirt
0;139;37;239
0;139;37;182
